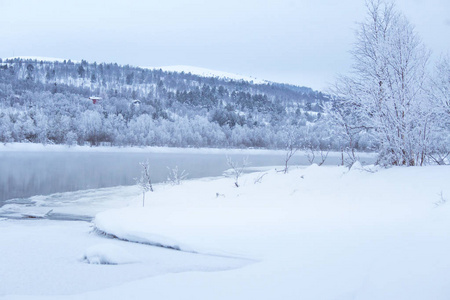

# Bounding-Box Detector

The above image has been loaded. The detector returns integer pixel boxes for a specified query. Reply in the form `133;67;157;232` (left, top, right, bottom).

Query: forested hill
0;57;337;149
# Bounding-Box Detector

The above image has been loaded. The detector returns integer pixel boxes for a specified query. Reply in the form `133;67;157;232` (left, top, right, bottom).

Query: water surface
0;148;374;206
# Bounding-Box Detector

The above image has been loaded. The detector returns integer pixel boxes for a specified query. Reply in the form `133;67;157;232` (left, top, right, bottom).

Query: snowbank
0;219;248;297
2;164;450;299
89;164;450;299
82;243;137;265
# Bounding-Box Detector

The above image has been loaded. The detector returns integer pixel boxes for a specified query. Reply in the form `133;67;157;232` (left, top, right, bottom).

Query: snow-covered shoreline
1;163;449;299
0;142;378;158
0;143;374;208
0;142;291;155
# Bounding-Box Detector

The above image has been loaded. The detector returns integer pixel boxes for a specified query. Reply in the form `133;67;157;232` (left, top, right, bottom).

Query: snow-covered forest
0;2;448;166
0;57;336;149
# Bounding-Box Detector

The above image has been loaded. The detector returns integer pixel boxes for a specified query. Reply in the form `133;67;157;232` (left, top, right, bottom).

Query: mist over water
0;150;373;205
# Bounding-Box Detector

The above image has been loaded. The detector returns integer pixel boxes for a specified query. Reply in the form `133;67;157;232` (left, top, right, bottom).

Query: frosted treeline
0;58;363;150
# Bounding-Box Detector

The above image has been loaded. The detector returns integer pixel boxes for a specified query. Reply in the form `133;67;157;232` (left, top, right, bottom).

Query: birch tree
330;0;438;166
428;56;450;164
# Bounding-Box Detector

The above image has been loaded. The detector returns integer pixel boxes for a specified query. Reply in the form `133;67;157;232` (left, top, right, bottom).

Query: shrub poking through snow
226;156;249;187
282;146;297;174
136;160;153;207
166;166;188;185
254;172;268;184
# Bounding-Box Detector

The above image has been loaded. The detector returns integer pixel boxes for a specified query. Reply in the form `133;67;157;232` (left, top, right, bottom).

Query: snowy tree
78;110;103;146
280;127;300;173
329;0;438;166
166;166;188;185
136;160;153;207
427;56;450;164
77;65;85;78
432;56;450;117
226;156;249;187
323;100;365;165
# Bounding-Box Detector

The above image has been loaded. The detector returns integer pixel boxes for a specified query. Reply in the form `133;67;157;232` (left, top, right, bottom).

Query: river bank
1;163;449;299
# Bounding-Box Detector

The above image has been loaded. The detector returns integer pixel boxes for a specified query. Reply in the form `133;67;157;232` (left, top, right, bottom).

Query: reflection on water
0;149;372;205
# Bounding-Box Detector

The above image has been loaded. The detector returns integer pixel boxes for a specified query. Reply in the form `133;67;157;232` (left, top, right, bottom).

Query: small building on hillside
89;96;102;104
132;99;141;107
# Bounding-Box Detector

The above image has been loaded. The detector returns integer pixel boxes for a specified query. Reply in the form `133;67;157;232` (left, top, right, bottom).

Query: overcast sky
0;0;448;90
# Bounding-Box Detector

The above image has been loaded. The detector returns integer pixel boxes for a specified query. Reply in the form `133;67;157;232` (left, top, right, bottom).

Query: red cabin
89;96;101;104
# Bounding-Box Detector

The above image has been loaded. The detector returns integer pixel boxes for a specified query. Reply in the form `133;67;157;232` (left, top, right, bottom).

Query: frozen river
0;145;376;207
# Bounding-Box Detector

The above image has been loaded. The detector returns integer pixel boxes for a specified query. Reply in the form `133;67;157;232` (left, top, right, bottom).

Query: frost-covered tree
427;56;450;164
226;156;249;188
136;160;153;207
330;0;439;166
432;56;450;117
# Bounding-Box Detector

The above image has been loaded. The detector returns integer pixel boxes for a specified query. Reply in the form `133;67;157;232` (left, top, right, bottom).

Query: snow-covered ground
1;163;449;299
0;185;140;220
0;142;291;155
0;219;248;297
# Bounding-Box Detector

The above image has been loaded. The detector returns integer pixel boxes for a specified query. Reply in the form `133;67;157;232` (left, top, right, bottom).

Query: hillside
144;65;268;84
0;57;345;150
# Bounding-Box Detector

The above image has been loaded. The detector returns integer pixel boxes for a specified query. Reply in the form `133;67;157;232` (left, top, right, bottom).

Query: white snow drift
1;163;449;300
82;243;137;265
